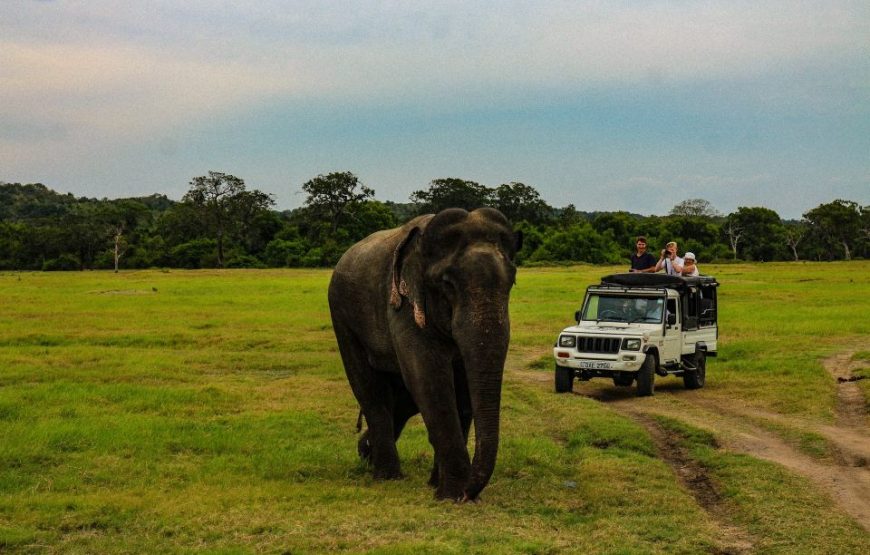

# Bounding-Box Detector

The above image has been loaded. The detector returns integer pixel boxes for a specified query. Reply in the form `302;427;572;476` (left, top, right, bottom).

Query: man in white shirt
655;241;684;276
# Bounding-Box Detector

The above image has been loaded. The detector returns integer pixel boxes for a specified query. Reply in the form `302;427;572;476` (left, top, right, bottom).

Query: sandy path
509;350;870;534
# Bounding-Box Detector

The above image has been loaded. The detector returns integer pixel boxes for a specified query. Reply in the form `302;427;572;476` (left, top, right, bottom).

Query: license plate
579;361;611;370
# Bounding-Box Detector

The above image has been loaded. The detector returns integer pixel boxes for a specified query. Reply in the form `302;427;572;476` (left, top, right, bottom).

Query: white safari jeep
553;273;719;396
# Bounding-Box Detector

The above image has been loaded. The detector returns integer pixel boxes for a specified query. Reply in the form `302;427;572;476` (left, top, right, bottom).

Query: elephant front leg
429;360;473;490
398;350;471;500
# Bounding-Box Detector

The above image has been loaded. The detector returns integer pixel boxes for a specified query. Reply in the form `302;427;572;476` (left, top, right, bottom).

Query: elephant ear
389;226;427;328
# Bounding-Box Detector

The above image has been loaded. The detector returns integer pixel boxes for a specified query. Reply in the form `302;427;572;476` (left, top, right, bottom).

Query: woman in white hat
681;252;699;276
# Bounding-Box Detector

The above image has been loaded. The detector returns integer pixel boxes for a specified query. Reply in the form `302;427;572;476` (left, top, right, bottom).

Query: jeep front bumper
553;348;644;372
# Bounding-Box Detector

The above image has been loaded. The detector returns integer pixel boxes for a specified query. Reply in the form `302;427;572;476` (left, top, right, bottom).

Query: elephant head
390;207;521;499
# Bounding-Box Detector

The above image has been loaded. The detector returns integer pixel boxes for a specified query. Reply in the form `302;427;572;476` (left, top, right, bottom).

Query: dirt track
513;350;870;546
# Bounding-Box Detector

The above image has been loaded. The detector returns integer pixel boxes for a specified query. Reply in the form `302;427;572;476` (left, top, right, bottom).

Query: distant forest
1;173;867;271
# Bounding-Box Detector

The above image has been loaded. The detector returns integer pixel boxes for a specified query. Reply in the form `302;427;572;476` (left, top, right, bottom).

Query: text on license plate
579;361;611;370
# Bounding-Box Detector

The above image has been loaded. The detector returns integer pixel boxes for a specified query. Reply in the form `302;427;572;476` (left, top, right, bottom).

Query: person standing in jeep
656;241;684;276
629;236;657;273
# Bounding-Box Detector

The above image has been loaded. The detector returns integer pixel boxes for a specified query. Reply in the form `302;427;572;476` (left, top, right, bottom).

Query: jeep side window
666;299;677;325
699;286;717;326
683;288;699;330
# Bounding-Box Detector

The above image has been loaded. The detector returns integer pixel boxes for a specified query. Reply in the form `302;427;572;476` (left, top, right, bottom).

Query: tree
182;171;274;267
341;200;398;243
556;204;584;227
659;213;722;262
528;223;621;264
783;221;807;261
670;198;721;218
803;199;865;261
723;218;743;260
493;182;551;225
726;207;786;261
302;172;375;234
410;178;493;214
592;211;640;250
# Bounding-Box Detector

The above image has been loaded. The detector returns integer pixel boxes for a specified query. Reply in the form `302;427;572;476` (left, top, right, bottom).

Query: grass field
1;263;868;553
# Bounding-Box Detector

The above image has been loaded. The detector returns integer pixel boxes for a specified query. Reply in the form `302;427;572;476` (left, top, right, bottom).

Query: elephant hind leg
362;385;403;480
358;429;372;461
333;321;402;480
358;378;417;468
390;375;419;441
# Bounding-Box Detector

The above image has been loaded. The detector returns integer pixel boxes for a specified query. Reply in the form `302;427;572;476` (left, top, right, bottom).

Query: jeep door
661;296;682;364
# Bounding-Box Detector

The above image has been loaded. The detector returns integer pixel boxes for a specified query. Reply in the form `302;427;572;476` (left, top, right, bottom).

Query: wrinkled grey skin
328;208;520;501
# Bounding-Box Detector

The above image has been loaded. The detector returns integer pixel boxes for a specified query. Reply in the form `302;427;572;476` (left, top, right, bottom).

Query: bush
169;239;218;269
42;254;80;271
529;224;622;264
262;239;309;267
225;254;264;268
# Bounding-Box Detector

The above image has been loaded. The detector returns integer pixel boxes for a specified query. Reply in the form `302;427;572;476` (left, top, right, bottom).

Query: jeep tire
636;353;656;397
613;373;634;387
555;365;574;393
683;351;706;390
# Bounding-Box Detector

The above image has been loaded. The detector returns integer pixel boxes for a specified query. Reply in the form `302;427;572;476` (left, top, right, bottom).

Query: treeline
0;173;867;271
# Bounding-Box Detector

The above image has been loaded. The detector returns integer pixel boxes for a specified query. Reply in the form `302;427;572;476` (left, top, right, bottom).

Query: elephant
328;207;521;501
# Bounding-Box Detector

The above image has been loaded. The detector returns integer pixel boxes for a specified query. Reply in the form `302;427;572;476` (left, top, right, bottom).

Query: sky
1;1;868;219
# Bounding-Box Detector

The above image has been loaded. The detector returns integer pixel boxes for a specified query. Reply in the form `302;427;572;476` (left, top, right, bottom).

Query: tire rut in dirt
631;412;756;555
825;352;869;429
620;393;870;532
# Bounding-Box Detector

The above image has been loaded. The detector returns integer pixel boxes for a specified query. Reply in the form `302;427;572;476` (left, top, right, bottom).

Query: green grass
653;416;868;553
0;263;868;553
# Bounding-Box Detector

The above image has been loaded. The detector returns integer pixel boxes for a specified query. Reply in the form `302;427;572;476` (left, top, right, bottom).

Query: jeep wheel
555;365;574;393
613;373;634;387
683;351;706;390
636;354;655;396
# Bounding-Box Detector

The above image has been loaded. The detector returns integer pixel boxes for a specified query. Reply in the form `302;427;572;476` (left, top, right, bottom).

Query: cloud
1;1;866;215
4;2;867;125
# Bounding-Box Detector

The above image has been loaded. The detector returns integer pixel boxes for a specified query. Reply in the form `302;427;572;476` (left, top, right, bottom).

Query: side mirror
574;310;581;323
667;313;677;326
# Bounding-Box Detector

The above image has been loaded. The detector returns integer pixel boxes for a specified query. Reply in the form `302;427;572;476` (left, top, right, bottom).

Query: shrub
42;254;80;271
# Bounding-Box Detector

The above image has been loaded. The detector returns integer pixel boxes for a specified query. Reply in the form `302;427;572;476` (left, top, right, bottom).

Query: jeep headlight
559;335;576;348
622;338;642;351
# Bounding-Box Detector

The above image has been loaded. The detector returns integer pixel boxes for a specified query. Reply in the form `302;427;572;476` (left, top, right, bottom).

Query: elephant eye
441;273;457;289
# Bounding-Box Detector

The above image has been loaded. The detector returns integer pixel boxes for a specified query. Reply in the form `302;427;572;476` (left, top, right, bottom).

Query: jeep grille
577;336;621;354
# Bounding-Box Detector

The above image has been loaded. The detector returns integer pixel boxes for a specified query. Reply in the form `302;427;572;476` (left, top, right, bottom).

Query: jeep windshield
582;295;664;323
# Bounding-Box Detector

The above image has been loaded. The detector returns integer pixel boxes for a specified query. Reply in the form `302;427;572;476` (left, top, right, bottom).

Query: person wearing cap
681;252;699;276
655;241;684;276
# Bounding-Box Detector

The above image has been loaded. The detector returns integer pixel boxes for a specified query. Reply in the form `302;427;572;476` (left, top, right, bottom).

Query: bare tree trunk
113;225;125;273
217;229;225;268
114;233;121;273
726;222;742;260
842;240;851;261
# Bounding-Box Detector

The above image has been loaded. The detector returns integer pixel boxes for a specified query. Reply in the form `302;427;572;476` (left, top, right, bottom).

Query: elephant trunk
455;296;510;500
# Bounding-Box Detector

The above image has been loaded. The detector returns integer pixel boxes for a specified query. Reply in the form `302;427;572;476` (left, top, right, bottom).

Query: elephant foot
434;481;465;501
427;463;439;487
372;465;403;480
370;443;402;480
